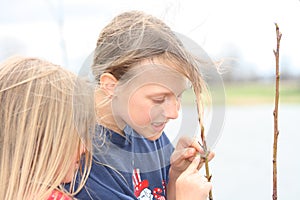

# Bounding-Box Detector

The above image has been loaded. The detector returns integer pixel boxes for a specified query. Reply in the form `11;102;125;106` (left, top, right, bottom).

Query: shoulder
75;162;136;199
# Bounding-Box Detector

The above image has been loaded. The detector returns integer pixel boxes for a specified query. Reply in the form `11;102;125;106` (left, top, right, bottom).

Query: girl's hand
170;136;214;177
176;156;212;200
167;136;214;200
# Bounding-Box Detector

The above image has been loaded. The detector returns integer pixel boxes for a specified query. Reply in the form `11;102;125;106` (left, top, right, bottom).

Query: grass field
181;80;300;105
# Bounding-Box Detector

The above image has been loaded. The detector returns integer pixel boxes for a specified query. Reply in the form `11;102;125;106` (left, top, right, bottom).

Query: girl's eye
152;97;165;104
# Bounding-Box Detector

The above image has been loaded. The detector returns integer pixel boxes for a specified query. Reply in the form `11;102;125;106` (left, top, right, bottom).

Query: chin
62;169;76;183
147;131;163;141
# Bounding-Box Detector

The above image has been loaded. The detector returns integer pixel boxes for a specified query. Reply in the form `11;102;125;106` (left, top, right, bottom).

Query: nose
163;97;180;119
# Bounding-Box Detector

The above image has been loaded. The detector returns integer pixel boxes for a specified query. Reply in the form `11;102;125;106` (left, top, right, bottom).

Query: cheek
60;161;76;183
61;147;82;183
128;97;152;126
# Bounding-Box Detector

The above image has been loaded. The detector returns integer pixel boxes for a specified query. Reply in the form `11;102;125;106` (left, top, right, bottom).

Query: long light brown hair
0;56;94;199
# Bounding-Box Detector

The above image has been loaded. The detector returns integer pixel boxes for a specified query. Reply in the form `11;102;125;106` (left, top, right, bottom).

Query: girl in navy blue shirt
76;10;213;200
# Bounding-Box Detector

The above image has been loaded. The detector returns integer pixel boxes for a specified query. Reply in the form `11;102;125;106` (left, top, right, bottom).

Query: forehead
116;58;190;95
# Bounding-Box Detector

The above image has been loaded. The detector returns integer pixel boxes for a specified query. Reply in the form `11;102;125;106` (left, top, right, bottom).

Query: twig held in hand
198;126;213;200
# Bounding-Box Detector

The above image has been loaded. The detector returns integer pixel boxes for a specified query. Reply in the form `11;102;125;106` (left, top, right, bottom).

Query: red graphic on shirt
132;169;166;200
153;188;164;200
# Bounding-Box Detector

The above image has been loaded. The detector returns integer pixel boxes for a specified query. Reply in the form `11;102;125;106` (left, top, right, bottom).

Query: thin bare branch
272;22;282;200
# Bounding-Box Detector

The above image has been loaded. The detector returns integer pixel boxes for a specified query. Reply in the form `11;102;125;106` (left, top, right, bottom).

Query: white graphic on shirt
133;168;153;200
133;168;166;200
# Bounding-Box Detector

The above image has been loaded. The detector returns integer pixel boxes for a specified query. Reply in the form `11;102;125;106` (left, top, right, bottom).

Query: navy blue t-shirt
75;125;174;200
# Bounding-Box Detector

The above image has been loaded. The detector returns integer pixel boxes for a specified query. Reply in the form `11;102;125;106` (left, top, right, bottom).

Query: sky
0;0;300;77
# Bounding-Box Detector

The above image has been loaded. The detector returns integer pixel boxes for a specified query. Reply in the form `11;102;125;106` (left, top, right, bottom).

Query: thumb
182;156;200;175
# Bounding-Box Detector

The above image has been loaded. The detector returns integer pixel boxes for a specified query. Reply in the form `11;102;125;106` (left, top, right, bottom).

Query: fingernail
189;148;195;154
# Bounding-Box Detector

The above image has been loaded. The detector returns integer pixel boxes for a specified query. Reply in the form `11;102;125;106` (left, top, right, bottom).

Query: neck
95;90;125;135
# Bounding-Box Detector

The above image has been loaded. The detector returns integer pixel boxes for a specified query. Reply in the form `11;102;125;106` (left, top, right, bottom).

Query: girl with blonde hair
76;10;213;200
0;56;95;199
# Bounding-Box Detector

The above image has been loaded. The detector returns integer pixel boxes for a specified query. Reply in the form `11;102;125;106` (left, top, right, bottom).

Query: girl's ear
99;73;118;96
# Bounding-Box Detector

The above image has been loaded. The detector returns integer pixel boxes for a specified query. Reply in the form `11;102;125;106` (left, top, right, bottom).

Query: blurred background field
223;80;300;105
182;80;300;105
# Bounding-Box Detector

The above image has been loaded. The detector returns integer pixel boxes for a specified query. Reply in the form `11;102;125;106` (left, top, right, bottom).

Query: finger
182;156;200;175
190;138;205;153
176;136;194;148
207;151;215;162
204;181;213;192
176;136;206;156
199;176;212;196
197;152;215;170
170;148;196;164
188;156;196;162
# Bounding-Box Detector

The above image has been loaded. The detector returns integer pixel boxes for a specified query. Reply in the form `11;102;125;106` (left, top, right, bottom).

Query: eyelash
152;94;182;104
152;98;165;104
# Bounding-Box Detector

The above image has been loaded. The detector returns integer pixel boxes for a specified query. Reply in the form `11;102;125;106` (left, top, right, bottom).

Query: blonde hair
92;10;209;128
0;56;94;199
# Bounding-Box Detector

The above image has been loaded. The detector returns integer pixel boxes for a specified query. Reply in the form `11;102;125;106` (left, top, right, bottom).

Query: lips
151;121;166;133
